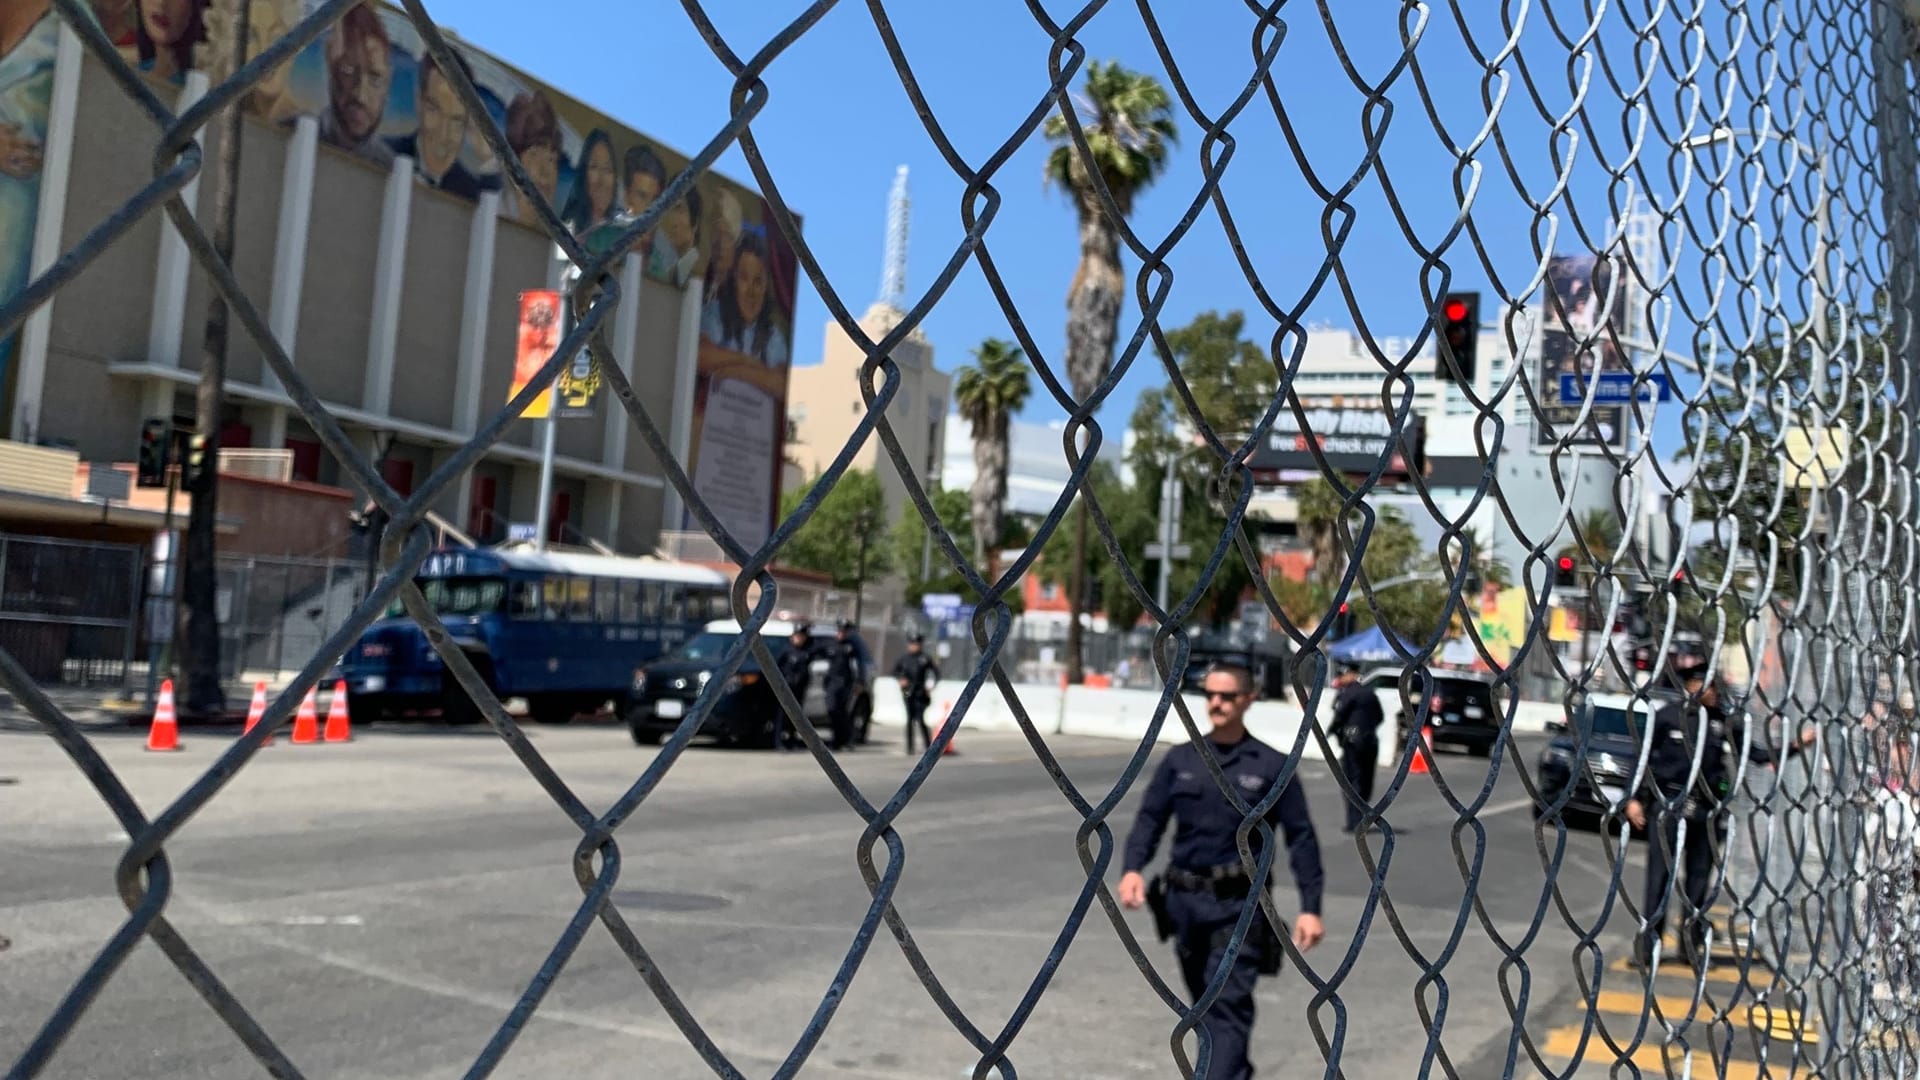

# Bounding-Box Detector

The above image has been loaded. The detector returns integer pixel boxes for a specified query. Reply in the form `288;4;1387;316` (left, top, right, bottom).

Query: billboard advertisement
242;1;800;544
1533;253;1630;451
1247;407;1426;480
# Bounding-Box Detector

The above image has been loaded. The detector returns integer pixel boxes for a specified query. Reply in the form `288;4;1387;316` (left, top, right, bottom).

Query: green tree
1038;460;1155;633
891;485;972;605
1124;312;1283;628
1045;59;1176;684
776;469;893;588
953;338;1032;578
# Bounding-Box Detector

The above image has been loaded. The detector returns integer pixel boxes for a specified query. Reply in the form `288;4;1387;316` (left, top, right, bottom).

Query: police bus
340;543;731;724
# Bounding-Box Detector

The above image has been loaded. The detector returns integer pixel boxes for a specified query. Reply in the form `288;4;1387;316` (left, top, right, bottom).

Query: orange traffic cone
1408;724;1433;775
145;678;180;752
323;680;353;743
939;700;959;757
291;685;320;744
241;681;271;744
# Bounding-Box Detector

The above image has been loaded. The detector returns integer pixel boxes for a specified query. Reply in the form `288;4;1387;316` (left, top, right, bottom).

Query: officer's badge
1237;773;1266;793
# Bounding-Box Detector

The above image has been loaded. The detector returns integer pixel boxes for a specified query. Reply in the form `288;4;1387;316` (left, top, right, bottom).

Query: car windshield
1586;704;1650;738
386;577;505;619
668;631;791;663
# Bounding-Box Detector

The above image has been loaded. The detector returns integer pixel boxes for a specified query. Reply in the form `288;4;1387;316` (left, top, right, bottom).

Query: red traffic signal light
1438;292;1479;385
1558;556;1575;572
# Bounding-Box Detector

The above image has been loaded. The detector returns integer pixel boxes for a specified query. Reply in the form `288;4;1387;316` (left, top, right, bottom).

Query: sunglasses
1203;690;1246;702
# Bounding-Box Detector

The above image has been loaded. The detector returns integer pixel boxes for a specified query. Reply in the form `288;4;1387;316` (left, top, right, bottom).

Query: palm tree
954;339;1032;579
1045;59;1176;683
1294;476;1349;600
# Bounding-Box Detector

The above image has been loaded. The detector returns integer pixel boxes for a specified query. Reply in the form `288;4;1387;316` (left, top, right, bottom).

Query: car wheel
630;723;662;746
347;693;387;725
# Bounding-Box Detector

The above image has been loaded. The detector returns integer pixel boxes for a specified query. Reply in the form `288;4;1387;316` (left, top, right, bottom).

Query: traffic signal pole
146;455;179;708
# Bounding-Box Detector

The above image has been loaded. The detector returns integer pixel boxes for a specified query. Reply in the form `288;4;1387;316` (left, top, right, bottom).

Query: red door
547;490;571;544
467;475;497;540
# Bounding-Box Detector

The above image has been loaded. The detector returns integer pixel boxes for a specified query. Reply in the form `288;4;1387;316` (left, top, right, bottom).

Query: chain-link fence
5;0;1920;1076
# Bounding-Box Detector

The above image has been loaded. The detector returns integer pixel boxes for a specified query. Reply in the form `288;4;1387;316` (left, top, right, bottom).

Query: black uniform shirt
1641;699;1801;803
892;651;938;703
1332;681;1384;745
1123;735;1326;915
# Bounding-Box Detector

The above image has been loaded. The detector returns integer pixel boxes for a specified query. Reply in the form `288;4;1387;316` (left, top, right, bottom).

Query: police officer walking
1119;661;1327;1079
893;633;939;754
824;620;863;751
1624;660;1815;968
773;624;815;751
1329;664;1383;833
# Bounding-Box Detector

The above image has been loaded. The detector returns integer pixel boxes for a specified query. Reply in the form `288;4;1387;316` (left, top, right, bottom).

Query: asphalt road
2;720;1730;1079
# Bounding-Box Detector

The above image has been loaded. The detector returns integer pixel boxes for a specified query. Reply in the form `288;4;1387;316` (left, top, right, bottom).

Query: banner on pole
509;290;560;420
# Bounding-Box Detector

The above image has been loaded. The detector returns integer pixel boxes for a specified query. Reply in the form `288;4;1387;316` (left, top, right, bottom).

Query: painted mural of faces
242;0;300;124
662;190;698;258
324;4;390;149
505;92;561;225
583;136;616;224
138;0;205;82
415;60;468;182
732;243;768;327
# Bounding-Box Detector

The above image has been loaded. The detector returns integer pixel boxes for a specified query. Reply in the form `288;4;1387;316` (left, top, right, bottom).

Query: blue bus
340;544;732;724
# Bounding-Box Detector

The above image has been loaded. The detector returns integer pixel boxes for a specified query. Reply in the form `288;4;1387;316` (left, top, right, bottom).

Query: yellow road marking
1539;1029;1763;1078
1607;954;1747;983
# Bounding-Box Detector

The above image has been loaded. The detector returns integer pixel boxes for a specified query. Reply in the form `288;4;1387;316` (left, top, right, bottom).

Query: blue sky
439;2;1750;466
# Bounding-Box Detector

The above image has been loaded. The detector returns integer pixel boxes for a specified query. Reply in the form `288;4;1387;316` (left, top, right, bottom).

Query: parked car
624;619;874;748
1361;667;1502;757
1533;690;1677;821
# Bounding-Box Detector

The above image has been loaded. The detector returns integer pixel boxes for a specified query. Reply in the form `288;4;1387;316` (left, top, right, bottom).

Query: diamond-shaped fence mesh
3;0;1919;1076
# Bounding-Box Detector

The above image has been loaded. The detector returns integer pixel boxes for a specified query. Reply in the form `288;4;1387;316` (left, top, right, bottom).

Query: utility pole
1144;466;1189;614
178;0;251;719
534;249;579;552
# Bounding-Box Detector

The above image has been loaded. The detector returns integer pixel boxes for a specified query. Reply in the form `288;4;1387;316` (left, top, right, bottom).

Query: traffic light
1438;292;1480;385
183;433;211;493
1555;555;1577;588
137;418;171;488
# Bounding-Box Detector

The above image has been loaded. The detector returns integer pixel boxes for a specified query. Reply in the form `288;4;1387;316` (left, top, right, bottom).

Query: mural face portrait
733;246;767;326
243;0;300;123
662;196;696;257
584;138;616;223
416;62;467;182
625;169;660;219
140;0;192;49
325;10;390;147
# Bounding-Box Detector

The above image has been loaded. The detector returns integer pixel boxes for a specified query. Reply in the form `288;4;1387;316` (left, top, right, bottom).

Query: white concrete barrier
871;678;1565;760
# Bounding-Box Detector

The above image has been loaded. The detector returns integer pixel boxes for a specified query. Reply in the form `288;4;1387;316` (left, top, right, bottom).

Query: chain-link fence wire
4;0;1920;1076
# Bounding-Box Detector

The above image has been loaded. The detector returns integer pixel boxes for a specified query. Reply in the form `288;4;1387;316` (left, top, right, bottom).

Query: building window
380;457;415;499
547;490;572;544
286;438;321;484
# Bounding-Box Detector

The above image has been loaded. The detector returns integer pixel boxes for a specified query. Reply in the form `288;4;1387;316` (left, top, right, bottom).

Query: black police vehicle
1534;690;1676;822
625;618;874;748
1367;667;1502;756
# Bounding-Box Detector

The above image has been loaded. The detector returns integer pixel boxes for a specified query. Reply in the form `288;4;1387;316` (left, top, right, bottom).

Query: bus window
542;576;568;620
659;584;685;622
568;577;593;620
640;582;663;620
594;578;620;623
510;581;541;619
618;580;641;623
700;590;729;621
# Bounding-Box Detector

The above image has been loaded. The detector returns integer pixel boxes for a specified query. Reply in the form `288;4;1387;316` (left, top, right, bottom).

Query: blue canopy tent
1325;624;1412;664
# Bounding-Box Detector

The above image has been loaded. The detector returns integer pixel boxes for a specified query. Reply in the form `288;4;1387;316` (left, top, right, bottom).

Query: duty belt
1165;864;1254;898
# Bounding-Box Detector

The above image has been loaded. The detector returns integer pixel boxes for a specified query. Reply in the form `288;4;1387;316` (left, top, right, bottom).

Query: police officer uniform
1124;735;1325;1079
1329;668;1382;832
824;621;863;750
892;635;940;754
1633;661;1805;967
774;627;815;751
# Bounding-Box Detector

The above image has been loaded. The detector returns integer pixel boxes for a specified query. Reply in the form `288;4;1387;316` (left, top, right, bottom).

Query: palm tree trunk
1063;202;1124;685
180;0;248;719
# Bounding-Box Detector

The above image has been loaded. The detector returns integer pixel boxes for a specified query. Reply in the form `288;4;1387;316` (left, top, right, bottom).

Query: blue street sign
1559;372;1671;404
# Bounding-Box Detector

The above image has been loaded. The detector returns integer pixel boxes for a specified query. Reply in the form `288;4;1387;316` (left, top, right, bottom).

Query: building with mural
0;0;799;553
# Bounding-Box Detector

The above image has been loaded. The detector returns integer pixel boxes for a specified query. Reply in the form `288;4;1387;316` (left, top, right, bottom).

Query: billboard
1247;407;1426;479
82;1;800;545
1533;253;1630;451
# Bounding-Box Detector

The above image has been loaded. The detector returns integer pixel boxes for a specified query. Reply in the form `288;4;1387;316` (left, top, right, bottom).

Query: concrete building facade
786;302;951;521
1;5;799;556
